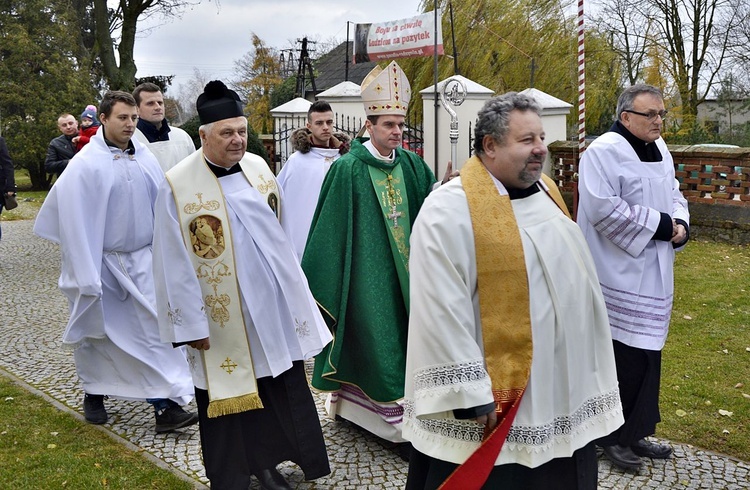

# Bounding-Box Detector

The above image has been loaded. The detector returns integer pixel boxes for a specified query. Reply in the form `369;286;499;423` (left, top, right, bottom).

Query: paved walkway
1;219;748;489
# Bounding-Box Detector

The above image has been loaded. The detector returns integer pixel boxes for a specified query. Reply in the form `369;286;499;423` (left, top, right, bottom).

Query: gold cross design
387;205;402;228
220;357;238;374
184;192;220;214
255;174;278;194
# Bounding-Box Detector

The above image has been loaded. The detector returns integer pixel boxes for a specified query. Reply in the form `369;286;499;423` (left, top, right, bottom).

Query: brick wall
548;141;750;244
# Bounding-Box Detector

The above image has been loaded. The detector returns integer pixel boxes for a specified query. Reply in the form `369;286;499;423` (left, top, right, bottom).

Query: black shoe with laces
631;438;673;459
83;394;108;424
154;405;199;433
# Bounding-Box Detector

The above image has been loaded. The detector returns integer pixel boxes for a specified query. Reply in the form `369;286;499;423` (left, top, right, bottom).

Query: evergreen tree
0;0;97;189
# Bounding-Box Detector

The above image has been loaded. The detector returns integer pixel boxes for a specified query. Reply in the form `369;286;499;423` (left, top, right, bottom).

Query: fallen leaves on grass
676;409;687;417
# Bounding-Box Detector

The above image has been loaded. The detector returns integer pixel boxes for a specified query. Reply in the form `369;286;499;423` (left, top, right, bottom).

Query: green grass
2;170;46;221
1;190;47;221
659;240;750;461
0;377;195;489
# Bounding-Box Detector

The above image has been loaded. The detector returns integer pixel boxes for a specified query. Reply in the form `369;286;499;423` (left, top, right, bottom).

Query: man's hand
474;409;498;439
188;337;210;350
441;161;460;184
671;223;687;244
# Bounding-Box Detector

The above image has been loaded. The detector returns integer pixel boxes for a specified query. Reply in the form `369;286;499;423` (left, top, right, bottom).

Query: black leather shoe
83;394;108;424
631;438;673;459
154;405;199;433
602;444;642;470
256;467;292;490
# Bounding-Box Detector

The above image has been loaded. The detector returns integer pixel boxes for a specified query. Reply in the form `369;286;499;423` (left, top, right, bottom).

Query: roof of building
311;41;378;94
270;97;311;114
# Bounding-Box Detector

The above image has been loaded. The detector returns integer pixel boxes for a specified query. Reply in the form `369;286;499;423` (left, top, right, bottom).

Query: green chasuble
302;138;436;402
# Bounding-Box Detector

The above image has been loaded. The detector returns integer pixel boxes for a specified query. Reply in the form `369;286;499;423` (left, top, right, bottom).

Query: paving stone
1;219;748;489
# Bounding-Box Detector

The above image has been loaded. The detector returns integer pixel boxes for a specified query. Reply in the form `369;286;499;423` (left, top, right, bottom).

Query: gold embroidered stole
462;157;570;416
166;152;280;417
367;163;411;310
463;156;531;417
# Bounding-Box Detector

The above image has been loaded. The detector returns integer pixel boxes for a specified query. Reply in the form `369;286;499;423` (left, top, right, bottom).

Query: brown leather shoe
602;444;643;470
631;438;673;459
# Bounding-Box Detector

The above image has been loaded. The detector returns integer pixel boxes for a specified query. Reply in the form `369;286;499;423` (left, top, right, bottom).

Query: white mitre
360;60;411;117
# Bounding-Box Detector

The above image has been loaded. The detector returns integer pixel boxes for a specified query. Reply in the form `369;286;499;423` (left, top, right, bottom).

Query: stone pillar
317;81;367;134
270;97;311;169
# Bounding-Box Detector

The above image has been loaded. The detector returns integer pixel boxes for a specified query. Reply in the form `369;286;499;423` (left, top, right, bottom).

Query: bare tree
177;67;213;121
727;0;750;81
596;0;749;124
91;0;200;90
594;0;653;85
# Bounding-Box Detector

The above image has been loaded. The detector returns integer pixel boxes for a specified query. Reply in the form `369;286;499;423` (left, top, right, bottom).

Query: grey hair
473;92;542;155
616;84;663;121
198;122;214;136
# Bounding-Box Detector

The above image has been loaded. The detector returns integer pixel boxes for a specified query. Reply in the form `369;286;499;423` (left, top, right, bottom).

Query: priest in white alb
132;82;196;173
577;84;689;471
278;99;349;261
151;80;332;490
33;91;198;433
403;93;623;490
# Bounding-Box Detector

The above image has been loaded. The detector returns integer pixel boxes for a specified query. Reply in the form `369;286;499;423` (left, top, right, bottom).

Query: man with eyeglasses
577;84;689;471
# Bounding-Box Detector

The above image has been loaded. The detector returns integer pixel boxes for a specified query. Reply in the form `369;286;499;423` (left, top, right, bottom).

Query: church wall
548;141;750;244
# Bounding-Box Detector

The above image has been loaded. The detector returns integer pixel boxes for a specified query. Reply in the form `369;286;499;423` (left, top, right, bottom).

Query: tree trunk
28;161;50;191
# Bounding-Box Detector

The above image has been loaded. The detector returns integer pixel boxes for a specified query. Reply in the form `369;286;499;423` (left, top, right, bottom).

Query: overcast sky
132;0;423;93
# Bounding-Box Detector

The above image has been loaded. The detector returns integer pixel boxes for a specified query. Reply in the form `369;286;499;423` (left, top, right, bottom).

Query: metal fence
272;112;424;172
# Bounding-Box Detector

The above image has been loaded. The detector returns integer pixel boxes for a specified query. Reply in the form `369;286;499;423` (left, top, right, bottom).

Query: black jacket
45;134;77;175
0;136;16;207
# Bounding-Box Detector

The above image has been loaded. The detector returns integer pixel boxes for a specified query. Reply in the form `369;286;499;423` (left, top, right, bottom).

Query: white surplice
33;130;194;403
278;147;341;260
152;161;332;390
133;126;196;173
403;176;623;468
577;134;689;351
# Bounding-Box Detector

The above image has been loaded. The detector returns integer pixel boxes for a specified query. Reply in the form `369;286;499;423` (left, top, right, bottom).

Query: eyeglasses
623;109;668;121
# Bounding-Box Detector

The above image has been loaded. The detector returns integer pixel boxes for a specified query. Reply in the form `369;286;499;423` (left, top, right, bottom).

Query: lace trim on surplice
404;388;622;449
413;359;488;392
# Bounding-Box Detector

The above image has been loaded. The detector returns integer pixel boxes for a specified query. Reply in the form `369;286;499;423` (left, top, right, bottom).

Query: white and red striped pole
577;0;586;154
574;0;585;218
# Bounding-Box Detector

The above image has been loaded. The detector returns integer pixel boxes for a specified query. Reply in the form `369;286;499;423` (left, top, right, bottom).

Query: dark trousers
598;340;662;447
406;441;598;490
196;361;330;490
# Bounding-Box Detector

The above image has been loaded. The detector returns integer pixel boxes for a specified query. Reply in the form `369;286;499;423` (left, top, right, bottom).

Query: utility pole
294;37;318;99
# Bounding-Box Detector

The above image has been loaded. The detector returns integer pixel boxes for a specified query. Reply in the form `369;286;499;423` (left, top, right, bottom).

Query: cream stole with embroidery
166;151;280;417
